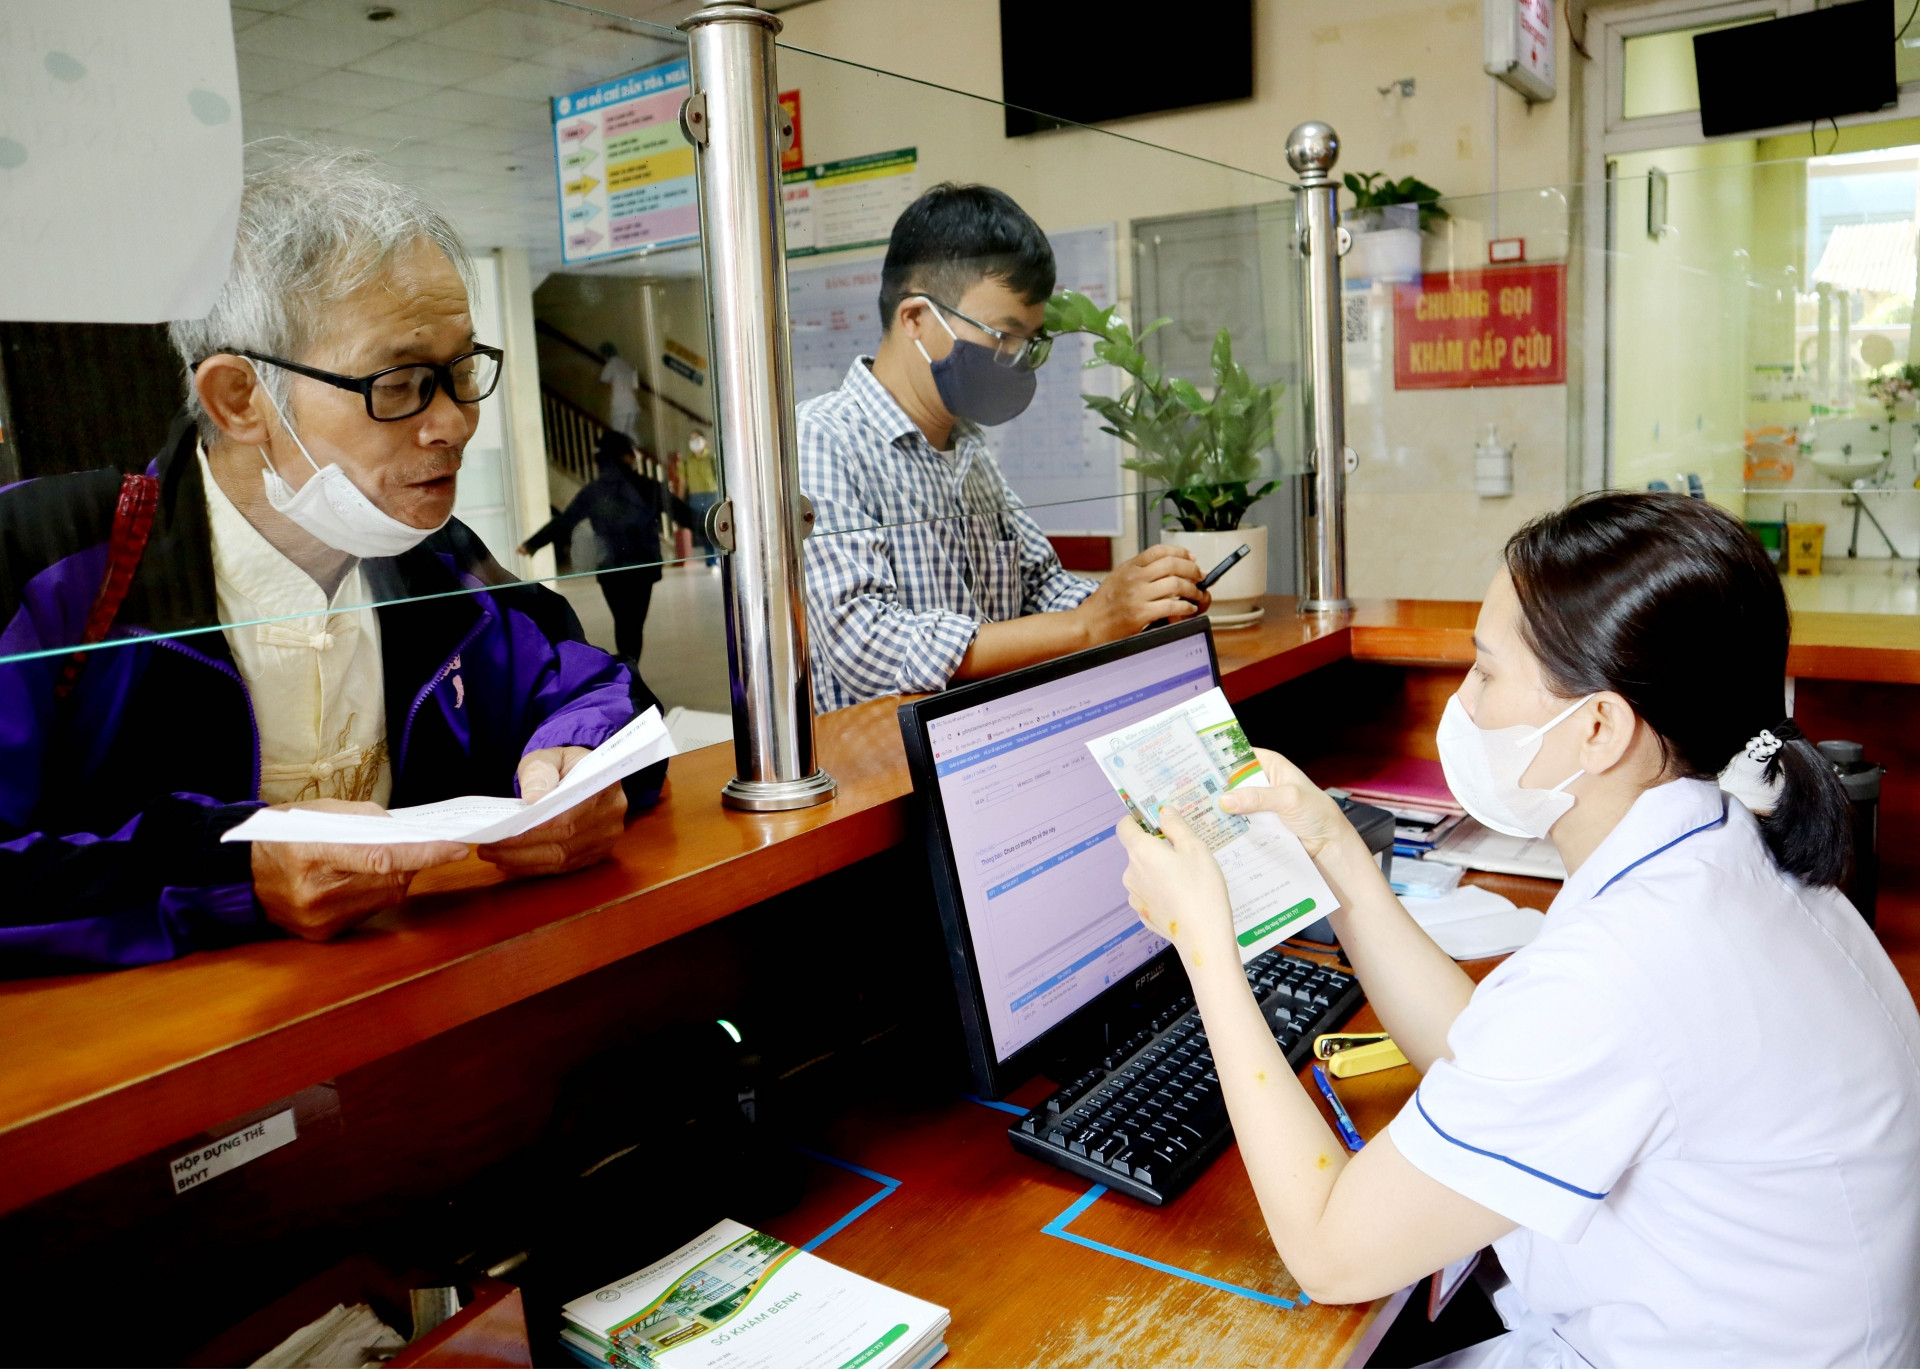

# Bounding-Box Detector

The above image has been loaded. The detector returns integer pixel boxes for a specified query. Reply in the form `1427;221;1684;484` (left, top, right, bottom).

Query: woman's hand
1115;809;1237;964
1219;748;1370;875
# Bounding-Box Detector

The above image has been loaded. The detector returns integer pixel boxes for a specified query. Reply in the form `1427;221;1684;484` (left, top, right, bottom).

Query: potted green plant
1342;171;1449;282
1045;289;1282;625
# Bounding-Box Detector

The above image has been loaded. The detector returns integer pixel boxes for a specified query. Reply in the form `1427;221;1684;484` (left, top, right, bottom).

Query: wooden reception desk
3;598;1915;1365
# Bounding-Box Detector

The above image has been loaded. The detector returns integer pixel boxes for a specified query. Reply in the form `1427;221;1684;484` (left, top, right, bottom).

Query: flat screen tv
1000;0;1254;137
1693;0;1895;138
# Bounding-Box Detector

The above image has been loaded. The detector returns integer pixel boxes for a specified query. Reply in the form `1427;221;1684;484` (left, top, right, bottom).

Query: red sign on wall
1393;262;1566;390
779;89;803;172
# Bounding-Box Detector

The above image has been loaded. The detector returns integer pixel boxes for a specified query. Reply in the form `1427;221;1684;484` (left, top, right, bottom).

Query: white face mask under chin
254;372;448;559
1436;692;1596;840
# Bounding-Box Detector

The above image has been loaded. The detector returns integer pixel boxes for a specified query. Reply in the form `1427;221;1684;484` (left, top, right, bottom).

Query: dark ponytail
1504;492;1852;887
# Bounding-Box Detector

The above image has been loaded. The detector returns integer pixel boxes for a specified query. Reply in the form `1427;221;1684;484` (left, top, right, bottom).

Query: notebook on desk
560;1218;948;1370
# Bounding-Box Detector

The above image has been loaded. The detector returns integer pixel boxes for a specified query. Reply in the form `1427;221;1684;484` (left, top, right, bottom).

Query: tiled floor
552;561;732;713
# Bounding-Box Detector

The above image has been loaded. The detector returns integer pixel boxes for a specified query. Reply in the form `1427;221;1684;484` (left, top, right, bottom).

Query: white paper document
1086;688;1339;962
1402;884;1545;960
223;707;676;847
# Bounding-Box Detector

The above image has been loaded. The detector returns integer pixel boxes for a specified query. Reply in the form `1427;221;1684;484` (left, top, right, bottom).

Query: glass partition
1337;138;1920;614
0;0;1310;709
1337;179;1578;602
1607;142;1920;615
8;0;1916;716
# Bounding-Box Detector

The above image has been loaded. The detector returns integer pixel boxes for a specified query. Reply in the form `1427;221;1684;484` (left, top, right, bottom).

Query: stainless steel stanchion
680;5;835;811
1288;121;1353;614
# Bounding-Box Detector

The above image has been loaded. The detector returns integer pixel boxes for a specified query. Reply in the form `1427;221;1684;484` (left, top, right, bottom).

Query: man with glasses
0;149;666;972
798;183;1209;711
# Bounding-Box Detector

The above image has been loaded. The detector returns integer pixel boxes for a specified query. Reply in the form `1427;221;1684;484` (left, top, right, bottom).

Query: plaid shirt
798;358;1094;711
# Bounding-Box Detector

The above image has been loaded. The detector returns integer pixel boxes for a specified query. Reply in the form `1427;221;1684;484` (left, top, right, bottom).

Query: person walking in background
682;430;721;571
520;430;695;667
597;341;641;441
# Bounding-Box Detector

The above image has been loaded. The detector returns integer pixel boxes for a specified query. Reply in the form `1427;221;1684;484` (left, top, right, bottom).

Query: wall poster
784;148;918;258
552;59;697;265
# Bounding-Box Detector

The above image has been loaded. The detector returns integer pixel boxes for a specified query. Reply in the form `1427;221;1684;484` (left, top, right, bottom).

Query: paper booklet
222;706;677;847
559;1219;949;1370
1427;815;1569;881
1086;687;1339;962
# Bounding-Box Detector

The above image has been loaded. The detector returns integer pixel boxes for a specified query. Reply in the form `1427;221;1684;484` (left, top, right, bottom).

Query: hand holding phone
1145;544;1250;631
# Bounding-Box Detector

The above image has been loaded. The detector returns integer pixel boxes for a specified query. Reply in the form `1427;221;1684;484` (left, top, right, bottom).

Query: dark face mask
915;310;1037;427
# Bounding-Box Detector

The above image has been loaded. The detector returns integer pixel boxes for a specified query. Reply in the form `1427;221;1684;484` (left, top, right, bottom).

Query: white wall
777;0;1574;201
495;246;556;581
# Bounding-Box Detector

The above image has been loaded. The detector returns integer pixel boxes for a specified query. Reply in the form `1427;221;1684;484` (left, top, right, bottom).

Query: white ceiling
232;0;723;276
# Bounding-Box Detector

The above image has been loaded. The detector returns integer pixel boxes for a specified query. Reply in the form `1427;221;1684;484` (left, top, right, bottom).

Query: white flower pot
1173;525;1267;620
1347;227;1423;282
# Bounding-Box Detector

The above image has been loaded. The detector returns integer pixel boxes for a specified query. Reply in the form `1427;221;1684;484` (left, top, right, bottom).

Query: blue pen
1312;1063;1366;1152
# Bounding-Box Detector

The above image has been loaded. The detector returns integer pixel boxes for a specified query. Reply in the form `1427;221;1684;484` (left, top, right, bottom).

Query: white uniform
599;354;641;440
1391;778;1920;1367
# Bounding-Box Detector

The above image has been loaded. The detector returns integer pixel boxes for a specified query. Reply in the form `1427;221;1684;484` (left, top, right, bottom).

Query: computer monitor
897;619;1220;1098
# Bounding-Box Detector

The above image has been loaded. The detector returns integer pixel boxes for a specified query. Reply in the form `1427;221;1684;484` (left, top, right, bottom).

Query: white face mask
253;366;449;559
1436;692;1595;840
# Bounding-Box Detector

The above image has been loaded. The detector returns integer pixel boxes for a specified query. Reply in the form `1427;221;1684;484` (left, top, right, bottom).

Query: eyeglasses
204;346;505;421
914;297;1053;371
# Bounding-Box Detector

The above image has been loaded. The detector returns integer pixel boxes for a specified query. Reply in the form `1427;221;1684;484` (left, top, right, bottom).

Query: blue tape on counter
793;1146;903;1252
964;1094;1030;1117
1042;1184;1305;1310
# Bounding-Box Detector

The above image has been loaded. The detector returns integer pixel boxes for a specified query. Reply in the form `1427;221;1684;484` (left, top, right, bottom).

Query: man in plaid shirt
799;184;1209;712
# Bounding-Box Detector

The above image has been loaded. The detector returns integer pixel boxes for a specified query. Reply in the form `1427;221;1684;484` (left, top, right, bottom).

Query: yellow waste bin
1787;522;1824;576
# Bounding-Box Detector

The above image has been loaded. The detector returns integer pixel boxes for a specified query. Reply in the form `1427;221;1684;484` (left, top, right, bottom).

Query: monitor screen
1694;1;1895;138
998;0;1253;138
920;629;1218;1065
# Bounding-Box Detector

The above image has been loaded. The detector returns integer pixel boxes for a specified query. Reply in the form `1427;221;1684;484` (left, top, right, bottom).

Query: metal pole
1288;121;1352;614
680;4;835;811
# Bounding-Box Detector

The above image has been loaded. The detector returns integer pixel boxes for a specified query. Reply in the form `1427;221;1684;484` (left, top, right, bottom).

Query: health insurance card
1087;687;1338;961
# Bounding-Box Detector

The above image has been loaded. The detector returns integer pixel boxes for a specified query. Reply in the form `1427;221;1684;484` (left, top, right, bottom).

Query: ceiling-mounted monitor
1693;0;1896;138
999;0;1253;138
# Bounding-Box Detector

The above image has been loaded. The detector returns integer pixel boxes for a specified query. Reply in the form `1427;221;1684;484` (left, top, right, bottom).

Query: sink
1812;450;1891;479
1808;416;1890;480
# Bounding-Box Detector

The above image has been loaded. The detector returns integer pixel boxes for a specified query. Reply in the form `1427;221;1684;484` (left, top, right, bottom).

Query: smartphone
1144;543;1252;632
1196;543;1251;591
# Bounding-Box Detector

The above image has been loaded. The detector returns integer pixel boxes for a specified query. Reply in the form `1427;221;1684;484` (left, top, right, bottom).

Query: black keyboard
1008;949;1362;1204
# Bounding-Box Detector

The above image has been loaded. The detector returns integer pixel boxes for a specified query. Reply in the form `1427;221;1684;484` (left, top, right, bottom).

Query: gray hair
169;141;474;439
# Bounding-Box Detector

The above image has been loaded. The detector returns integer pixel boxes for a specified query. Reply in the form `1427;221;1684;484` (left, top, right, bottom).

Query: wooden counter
3;598;1915;1216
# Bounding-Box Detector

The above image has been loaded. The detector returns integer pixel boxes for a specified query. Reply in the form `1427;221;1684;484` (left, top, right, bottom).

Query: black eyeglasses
915;297;1053;371
202;346;505;421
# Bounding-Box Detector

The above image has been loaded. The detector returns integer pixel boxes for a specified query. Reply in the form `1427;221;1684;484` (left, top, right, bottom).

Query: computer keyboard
1008;949;1363;1205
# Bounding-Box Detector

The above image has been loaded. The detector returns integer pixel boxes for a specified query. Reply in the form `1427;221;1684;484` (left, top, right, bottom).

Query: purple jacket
0;418;666;974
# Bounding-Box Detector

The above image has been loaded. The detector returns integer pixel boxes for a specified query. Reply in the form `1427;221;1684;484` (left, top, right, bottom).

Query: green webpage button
842;1322;909;1368
1237;897;1317;947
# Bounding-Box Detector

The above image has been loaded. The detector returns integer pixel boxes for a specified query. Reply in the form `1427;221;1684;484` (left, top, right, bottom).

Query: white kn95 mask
254;365;449;559
1435;692;1595;840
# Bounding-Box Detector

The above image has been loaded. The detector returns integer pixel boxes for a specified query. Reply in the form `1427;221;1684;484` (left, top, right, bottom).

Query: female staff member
1117;493;1920;1366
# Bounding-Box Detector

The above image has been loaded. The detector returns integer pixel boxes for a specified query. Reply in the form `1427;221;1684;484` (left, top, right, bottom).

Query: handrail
540;384;665;486
535;319;714;428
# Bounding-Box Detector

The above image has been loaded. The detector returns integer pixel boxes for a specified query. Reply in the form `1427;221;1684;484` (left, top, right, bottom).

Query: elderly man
0;149;664;972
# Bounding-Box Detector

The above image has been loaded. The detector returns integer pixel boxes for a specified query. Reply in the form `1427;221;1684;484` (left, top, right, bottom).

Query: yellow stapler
1313;1032;1410;1078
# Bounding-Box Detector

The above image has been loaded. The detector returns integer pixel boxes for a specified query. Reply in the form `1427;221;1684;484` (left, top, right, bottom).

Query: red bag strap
53;472;161;700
